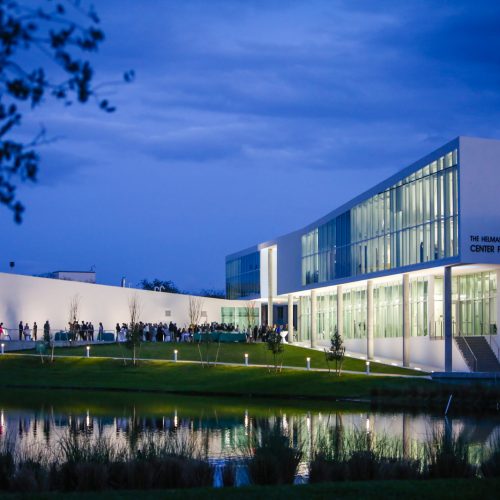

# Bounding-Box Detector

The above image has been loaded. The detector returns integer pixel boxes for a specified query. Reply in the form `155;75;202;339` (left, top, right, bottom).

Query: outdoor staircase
455;336;500;372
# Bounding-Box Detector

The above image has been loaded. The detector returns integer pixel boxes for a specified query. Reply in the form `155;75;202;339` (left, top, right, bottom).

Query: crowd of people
114;322;290;343
0;321;51;341
0;320;291;343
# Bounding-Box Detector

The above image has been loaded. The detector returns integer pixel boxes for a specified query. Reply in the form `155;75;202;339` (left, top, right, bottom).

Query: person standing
23;323;31;340
33;322;38;341
18;321;23;340
43;320;50;342
98;322;104;341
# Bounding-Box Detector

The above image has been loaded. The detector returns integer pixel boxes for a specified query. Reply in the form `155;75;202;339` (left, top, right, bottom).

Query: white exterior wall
460;137;500;265
319;335;469;372
0;272;247;334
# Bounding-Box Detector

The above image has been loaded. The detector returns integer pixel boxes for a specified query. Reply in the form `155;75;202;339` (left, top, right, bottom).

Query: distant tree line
139;279;225;299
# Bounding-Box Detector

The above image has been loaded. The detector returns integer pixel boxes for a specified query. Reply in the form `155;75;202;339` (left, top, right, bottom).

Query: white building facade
226;137;500;372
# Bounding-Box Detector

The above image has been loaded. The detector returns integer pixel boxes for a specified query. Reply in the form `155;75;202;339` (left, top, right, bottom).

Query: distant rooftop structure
38;270;96;284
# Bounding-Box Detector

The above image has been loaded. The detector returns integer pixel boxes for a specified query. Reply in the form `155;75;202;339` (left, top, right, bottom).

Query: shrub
481;436;500;477
425;431;476;478
248;429;302;485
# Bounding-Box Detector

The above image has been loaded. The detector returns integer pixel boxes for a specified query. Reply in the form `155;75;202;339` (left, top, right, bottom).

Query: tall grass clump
0;442;15;490
425;430;476;479
481;435;500;478
246;426;303;485
310;427;420;482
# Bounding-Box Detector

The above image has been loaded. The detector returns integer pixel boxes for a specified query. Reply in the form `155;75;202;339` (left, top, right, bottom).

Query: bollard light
306;357;311;371
0;343;4;355
174;349;178;362
244;353;249;366
86;345;90;358
366;361;370;375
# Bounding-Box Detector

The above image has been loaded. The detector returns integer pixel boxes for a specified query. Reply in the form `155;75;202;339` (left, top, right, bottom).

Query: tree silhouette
0;0;134;222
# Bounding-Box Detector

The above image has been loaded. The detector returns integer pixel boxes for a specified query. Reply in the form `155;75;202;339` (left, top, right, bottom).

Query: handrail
460;336;478;372
488;335;500;361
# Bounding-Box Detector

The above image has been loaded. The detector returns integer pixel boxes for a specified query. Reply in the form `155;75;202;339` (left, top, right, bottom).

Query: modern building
38;270;97;284
226;137;500;372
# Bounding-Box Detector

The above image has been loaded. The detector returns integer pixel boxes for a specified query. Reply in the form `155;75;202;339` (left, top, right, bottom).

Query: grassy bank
0;387;371;416
0;479;499;500
44;342;424;376
0;355;429;401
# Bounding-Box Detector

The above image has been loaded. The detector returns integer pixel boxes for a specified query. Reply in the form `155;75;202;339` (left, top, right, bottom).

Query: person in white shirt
23;323;31;341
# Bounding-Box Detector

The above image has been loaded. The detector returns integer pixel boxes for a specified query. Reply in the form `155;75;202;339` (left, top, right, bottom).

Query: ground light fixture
0;343;4;355
306;357;311;370
86;345;90;358
244;353;249;366
174;349;178;362
366;360;370;375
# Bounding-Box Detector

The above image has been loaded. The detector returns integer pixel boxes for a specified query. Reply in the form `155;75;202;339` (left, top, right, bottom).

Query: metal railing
488;335;500;362
459;336;478;372
0;327;115;342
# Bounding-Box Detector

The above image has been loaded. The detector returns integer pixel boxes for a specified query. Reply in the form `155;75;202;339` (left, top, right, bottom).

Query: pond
0;389;498;487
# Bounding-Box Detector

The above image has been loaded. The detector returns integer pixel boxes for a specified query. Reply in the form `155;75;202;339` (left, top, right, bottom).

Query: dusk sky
3;0;500;292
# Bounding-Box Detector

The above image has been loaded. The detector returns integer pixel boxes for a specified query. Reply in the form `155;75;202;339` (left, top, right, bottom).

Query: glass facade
302;149;459;285
221;306;259;329
226;251;260;299
434;271;498;337
298;270;496;341
374;282;402;338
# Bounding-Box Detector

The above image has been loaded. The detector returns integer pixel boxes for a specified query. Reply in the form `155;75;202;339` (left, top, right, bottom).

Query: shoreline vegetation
0;423;498;495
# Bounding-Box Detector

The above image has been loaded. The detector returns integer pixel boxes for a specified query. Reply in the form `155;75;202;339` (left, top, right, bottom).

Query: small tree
197;329;220;368
188;296;204;327
327;326;345;376
125;294;142;366
266;331;284;372
68;294;80;335
246;301;257;330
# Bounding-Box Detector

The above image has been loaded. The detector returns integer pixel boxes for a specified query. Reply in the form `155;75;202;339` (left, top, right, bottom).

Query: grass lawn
0;355;431;400
0;479;498;500
42;342;425;376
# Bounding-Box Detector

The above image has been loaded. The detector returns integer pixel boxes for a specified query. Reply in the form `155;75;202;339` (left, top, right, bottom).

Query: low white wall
319;335;470;372
0;272;251;334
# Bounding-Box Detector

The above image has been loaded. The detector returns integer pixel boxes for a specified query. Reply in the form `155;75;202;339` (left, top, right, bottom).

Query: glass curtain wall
226;251;260;299
455;271;497;336
373;282;402;338
433;271;497;338
302;150;458;285
221;307;259;330
299;296;311;341
410;278;428;337
343;287;367;339
317;293;337;341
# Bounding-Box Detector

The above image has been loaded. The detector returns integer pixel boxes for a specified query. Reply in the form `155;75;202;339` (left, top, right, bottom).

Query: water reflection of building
0;406;498;466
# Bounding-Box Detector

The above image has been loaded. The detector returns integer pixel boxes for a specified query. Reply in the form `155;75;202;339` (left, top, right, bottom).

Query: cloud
3;0;500;289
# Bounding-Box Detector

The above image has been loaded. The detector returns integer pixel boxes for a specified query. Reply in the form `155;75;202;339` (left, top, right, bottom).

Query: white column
267;248;274;327
496;269;500;338
444;266;453;372
427;275;435;339
403;273;410;367
297;296;303;342
311;289;317;348
367;280;374;360
288;294;294;344
337;285;343;339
